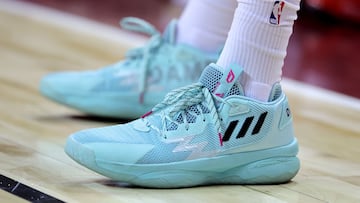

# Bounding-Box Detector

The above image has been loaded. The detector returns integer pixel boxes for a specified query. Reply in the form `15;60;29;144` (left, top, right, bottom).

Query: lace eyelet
185;124;189;131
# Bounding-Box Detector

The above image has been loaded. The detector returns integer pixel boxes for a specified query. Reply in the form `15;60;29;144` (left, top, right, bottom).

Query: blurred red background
19;0;360;98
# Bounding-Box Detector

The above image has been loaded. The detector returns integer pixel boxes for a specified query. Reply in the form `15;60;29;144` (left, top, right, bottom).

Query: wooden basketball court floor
0;1;359;202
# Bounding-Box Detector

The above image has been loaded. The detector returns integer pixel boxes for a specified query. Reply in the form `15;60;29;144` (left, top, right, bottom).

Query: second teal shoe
40;17;218;119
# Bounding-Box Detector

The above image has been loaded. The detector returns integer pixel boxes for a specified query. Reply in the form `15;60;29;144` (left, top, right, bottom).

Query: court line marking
0;174;64;202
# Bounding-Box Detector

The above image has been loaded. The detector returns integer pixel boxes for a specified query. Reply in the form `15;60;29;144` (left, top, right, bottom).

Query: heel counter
278;95;295;138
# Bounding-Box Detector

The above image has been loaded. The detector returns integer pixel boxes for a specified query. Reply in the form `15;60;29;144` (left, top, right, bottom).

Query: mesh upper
165;65;243;131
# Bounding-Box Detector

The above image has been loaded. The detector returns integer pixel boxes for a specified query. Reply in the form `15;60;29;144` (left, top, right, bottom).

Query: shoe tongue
199;63;244;97
162;19;177;44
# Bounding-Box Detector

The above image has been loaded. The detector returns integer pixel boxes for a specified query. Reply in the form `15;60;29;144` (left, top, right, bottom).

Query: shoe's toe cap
65;124;155;167
40;71;100;98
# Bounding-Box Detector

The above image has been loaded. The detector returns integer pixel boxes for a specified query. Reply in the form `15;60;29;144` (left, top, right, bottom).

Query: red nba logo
269;1;285;25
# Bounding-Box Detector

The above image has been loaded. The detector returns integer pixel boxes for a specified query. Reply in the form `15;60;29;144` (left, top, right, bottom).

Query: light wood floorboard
0;1;359;202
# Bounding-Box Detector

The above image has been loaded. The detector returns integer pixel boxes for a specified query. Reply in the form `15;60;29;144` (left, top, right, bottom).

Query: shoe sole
65;137;300;188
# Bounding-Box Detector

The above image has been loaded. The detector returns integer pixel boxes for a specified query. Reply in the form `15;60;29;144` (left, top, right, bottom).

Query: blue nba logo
270;1;285;25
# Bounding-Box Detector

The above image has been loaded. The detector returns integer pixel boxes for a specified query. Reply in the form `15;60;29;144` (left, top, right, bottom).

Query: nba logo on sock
269;1;285;25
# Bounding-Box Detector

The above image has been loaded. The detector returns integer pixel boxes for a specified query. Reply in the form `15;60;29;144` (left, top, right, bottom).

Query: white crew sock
176;0;237;53
216;0;300;101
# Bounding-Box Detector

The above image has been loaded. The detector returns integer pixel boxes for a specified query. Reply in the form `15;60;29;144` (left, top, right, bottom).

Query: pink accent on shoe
226;69;235;83
218;132;223;146
214;82;225;98
141;111;153;118
139;92;145;104
214;82;220;90
215;93;225;98
213;82;220;93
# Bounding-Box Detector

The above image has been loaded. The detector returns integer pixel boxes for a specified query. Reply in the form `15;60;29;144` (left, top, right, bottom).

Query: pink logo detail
218;133;223;146
214;82;224;97
215;93;225;98
141;111;153;118
226;70;235;83
214;82;220;90
269;1;285;25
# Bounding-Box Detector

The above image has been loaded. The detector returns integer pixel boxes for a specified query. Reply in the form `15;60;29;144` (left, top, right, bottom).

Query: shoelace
148;83;225;145
120;17;166;103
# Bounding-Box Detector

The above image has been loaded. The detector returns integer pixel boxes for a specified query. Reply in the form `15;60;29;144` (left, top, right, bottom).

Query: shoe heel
222;156;300;184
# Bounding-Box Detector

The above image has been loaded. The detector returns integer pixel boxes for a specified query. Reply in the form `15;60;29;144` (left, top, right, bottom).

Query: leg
177;0;236;53
217;0;301;101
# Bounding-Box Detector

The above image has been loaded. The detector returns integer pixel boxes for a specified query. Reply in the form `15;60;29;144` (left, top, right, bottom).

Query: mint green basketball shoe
40;17;218;119
65;63;300;188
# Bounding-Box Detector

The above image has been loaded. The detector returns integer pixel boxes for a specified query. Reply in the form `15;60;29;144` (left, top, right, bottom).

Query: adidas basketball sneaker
40;17;218;119
65;63;300;188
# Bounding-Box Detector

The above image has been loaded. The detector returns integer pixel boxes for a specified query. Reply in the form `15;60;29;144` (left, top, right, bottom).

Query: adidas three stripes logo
222;112;268;142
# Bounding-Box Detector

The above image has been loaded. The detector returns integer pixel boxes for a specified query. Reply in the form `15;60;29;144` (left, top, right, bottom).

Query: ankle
243;80;272;102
